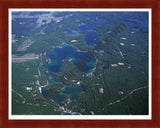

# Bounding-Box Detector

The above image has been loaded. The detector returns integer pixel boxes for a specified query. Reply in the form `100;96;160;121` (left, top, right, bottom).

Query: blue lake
77;19;103;45
43;44;96;73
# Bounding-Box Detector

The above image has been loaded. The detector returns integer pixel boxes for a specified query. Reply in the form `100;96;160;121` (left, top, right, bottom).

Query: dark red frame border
0;0;160;128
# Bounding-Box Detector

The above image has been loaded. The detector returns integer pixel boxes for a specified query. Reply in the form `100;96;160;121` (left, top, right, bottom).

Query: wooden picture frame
0;0;160;127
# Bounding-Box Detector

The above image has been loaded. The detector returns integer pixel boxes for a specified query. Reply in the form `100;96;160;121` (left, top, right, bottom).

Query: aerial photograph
10;10;150;117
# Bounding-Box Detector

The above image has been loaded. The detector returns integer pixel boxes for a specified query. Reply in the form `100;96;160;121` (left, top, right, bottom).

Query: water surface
43;44;96;73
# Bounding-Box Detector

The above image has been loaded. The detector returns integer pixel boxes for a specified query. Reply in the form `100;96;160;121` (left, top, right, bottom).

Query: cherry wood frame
0;0;160;128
